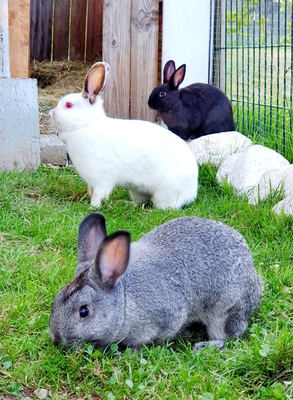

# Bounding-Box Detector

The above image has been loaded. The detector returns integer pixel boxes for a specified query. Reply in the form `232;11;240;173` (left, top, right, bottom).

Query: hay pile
31;60;92;134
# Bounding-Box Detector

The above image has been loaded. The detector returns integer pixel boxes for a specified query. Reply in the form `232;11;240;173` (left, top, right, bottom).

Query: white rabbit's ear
163;60;176;83
94;231;130;289
169;64;186;89
82;62;110;104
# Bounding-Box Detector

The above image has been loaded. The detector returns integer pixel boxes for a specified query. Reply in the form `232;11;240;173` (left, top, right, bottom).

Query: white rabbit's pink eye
79;305;90;319
65;101;73;109
159;91;166;98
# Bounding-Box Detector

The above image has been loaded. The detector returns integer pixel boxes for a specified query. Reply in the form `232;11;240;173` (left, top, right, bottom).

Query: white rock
272;195;293;216
216;145;289;196
248;164;293;204
188;131;252;167
37;389;50;400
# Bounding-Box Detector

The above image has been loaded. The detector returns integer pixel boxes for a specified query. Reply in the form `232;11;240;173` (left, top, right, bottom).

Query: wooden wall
8;0;30;78
30;0;103;62
9;0;160;122
103;0;159;121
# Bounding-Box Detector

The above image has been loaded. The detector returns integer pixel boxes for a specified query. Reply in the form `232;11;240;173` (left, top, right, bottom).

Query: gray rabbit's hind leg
223;305;249;340
193;339;226;351
192;303;250;351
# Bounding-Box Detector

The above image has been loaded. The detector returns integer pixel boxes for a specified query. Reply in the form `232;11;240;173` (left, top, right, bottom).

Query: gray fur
50;214;262;350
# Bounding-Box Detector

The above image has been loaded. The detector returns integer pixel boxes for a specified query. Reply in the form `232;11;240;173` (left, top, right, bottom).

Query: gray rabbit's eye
159;91;166;98
79;305;90;319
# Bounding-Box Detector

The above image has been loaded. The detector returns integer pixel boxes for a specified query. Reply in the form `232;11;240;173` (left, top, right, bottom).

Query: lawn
0;164;292;399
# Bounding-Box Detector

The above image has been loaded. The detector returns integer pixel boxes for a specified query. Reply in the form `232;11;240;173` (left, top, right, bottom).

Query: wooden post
103;0;159;121
130;0;159;121
103;0;132;119
8;0;30;78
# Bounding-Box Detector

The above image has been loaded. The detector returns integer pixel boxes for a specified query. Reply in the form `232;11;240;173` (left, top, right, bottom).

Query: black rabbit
148;60;235;141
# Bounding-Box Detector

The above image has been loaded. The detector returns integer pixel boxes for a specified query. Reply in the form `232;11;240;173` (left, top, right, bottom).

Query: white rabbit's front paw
90;186;114;208
90;194;105;208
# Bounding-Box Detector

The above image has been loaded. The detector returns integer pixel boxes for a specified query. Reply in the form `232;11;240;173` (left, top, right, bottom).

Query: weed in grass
0;165;292;399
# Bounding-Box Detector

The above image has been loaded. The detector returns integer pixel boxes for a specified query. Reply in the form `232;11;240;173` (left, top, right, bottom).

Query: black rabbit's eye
159;91;166;98
79;305;90;319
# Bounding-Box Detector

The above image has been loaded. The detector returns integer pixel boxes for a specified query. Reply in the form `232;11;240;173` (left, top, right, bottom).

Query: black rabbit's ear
169;64;186;90
163;60;176;83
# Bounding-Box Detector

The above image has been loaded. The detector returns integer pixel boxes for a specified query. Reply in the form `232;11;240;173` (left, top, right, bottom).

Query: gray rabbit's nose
50;330;63;346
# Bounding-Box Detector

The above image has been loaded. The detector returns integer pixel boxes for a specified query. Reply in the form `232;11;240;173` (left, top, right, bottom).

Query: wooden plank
53;0;70;60
103;0;132;119
30;0;53;62
70;0;87;61
86;0;103;61
9;0;31;77
130;0;159;121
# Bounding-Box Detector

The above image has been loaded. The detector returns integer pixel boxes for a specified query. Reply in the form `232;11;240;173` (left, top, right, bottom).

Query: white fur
49;92;198;209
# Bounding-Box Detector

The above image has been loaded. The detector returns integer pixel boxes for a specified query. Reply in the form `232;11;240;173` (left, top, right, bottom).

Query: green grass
0;165;292;399
233;103;293;163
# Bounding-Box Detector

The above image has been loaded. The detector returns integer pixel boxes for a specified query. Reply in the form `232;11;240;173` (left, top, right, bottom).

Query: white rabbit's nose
49;109;54;118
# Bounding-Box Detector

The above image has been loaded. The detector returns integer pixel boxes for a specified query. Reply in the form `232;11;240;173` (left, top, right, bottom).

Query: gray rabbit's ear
78;213;107;263
94;231;130;290
169;64;186;89
163;60;176;83
82;62;110;104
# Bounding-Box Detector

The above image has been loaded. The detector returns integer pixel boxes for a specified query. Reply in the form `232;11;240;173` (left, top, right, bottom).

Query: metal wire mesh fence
213;0;293;162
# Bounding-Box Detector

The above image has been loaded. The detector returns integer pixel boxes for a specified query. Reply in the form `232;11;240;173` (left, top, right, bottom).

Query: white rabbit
49;62;198;209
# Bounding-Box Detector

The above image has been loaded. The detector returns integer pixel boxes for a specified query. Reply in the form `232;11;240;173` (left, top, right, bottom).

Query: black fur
148;61;235;141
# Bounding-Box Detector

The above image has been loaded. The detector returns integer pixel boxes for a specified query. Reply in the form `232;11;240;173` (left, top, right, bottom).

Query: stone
37;389;50;400
188;131;252;166
40;133;67;166
216;144;289;196
272;195;293;217
248;164;293;204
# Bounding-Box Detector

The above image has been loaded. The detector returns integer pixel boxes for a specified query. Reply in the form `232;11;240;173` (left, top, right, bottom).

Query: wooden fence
30;0;160;121
103;0;159;121
30;0;103;61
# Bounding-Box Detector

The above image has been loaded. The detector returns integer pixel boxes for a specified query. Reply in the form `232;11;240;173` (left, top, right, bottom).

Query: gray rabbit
50;213;262;350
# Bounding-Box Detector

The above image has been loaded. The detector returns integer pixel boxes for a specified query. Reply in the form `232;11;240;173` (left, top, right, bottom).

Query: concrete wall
162;0;213;85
